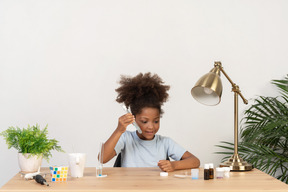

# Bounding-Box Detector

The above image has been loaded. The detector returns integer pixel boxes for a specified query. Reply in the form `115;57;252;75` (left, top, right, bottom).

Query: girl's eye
141;121;147;124
154;121;159;124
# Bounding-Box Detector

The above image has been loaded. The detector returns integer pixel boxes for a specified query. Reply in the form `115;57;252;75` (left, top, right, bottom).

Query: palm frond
272;75;288;98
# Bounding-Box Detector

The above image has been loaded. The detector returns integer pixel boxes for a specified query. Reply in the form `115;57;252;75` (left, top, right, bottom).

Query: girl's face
135;107;160;140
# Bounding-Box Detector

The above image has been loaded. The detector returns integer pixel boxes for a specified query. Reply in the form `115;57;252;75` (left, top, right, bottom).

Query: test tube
96;142;104;177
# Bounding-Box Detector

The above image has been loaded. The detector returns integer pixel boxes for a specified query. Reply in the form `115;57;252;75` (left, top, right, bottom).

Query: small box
50;166;68;182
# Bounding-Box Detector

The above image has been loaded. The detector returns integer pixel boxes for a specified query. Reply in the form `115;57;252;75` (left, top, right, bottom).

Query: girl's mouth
145;131;154;135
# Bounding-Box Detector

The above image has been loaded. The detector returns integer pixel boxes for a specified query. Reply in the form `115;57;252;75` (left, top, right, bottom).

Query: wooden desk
0;167;287;192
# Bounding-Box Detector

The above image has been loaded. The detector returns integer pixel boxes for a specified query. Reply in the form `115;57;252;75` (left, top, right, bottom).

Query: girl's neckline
133;131;156;142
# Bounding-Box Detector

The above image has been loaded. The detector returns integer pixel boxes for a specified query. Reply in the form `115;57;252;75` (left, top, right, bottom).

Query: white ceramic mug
68;153;86;178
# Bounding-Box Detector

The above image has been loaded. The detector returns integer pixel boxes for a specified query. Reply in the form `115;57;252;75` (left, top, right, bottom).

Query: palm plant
216;75;288;183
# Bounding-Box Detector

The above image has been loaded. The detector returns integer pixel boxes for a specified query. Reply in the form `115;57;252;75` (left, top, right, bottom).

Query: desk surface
0;167;287;192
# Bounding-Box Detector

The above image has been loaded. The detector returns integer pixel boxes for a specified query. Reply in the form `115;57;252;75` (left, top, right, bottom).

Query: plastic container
223;167;231;178
216;167;224;179
191;169;199;179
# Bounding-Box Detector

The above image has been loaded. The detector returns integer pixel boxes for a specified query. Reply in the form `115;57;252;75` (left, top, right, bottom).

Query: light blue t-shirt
114;131;186;167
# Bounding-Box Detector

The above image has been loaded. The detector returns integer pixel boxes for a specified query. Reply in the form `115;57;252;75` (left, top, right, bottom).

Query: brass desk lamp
191;61;253;171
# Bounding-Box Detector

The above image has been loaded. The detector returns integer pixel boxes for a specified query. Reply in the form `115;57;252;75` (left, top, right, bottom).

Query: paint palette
50;166;68;182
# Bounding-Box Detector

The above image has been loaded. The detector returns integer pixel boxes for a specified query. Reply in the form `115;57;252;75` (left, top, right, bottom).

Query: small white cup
68;153;86;178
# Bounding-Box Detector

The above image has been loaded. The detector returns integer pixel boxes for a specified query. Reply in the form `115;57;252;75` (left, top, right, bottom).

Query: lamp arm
215;62;248;105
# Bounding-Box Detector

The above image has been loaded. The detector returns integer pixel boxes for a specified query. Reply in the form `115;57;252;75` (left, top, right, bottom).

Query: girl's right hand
117;113;135;133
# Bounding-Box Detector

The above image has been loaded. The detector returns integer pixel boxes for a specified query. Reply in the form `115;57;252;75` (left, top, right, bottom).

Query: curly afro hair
115;72;170;115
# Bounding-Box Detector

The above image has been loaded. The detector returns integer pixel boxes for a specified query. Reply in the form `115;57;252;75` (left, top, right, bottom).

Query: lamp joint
214;61;222;67
232;84;240;93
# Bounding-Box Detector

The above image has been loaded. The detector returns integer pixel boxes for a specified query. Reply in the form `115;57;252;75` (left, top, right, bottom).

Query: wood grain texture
0;167;287;192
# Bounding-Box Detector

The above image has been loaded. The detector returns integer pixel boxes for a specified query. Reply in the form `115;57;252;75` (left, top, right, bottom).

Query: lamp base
220;154;253;171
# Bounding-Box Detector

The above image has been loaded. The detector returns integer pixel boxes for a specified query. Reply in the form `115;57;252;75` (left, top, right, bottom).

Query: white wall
0;0;287;187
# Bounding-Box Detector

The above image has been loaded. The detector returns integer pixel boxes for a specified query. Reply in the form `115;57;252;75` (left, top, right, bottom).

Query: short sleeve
114;132;126;155
167;138;186;161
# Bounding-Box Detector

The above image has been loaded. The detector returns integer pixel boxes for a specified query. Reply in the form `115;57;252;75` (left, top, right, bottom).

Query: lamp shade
191;67;223;106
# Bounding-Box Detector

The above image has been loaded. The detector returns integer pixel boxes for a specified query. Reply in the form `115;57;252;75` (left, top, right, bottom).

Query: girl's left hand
158;160;175;172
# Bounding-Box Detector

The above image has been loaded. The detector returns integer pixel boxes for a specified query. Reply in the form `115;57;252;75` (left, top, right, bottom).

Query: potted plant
0;124;64;173
216;75;288;183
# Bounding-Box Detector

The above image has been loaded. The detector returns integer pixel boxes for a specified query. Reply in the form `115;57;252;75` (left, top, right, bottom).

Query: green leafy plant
0;124;64;161
216;75;288;184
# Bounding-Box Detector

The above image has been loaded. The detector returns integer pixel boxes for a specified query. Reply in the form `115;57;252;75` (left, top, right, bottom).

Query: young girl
103;73;200;172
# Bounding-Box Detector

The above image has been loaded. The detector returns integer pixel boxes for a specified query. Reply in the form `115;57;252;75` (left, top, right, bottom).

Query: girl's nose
147;122;154;129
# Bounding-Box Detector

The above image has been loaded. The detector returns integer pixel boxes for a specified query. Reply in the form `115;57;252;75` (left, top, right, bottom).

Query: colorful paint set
50;166;68;182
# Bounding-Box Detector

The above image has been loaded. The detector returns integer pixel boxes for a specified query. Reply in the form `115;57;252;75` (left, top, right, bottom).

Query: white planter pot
18;153;42;173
